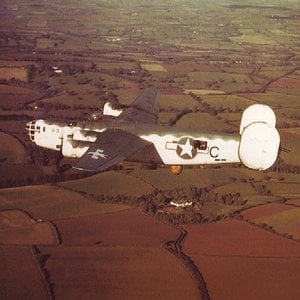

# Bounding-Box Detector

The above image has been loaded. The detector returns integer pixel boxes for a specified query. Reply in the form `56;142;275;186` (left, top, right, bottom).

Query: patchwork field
183;220;300;300
0;0;299;299
242;204;300;240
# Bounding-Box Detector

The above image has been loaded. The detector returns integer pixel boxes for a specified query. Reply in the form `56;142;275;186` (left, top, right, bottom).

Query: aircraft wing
73;129;151;172
120;89;160;124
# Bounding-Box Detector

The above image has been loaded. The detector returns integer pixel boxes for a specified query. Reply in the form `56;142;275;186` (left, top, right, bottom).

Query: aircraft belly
141;134;240;165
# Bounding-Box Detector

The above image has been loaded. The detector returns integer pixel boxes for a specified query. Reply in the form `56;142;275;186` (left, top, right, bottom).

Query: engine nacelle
103;102;123;117
240;104;276;135
62;138;90;158
239;122;280;171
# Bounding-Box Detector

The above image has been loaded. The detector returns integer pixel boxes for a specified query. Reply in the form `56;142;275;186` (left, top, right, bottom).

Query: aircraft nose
26;121;36;142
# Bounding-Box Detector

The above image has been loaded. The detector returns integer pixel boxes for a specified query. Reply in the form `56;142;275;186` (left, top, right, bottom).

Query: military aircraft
26;89;280;175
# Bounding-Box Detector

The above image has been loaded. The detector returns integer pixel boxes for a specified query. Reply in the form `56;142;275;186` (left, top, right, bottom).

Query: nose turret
26;120;40;142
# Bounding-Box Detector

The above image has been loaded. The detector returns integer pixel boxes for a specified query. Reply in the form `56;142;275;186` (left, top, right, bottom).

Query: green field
130;168;205;190
60;171;154;196
175;112;233;132
0;185;130;220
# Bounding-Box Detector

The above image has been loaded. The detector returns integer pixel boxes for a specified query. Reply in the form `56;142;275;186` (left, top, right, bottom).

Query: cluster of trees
0;168;88;189
271;159;300;174
87;186;246;225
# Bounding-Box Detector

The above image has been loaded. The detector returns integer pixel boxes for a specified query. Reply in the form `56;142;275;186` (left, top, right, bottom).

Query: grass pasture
184;89;225;95
201;94;255;111
268;87;300;96
163;63;221;73
199;167;249;186
276;138;300;165
175;112;233;132
213;183;257;197
258;66;296;80
141;64;167;72
241;92;300;108
60;171;154;196
200;202;243;218
0;185;130;221
130;168;205;190
160;94;199;110
187;71;261;93
230;33;276;45
265;182;300;198
36;38;63;49
159;111;178;124
252;207;300;240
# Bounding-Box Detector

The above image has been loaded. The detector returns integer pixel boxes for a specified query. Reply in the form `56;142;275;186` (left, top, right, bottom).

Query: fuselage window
193;140;208;150
43;127;46;132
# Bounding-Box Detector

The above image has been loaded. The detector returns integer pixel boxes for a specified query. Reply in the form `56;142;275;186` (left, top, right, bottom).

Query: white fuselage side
140;133;240;165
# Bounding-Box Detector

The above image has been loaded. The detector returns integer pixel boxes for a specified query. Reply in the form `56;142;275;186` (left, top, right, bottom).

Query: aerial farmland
0;0;299;299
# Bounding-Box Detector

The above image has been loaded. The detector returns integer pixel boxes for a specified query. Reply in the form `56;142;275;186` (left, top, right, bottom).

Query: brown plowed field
54;208;178;247
0;132;27;163
0;246;49;300
270;77;300;88
241;203;293;221
183;220;300;300
190;255;300;300
287;199;300;206
0;84;41;109
40;245;200;300
0;210;58;245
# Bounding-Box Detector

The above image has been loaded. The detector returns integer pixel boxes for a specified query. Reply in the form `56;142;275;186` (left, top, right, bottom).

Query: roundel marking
176;137;197;159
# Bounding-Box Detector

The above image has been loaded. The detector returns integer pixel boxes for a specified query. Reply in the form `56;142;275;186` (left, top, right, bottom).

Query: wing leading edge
73;129;151;172
119;89;160;124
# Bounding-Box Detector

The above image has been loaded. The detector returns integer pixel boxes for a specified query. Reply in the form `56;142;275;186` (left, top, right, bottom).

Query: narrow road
165;227;211;300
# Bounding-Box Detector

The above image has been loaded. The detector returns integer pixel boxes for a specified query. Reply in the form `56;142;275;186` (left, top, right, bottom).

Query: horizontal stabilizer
103;102;123;117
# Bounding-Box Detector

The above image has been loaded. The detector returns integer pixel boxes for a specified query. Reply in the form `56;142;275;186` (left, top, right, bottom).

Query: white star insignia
178;139;194;158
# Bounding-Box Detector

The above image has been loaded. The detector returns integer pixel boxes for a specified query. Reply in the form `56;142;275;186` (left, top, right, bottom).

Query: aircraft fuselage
27;118;240;167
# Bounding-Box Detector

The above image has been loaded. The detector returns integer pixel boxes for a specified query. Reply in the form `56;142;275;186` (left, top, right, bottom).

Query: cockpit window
193;140;208;150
